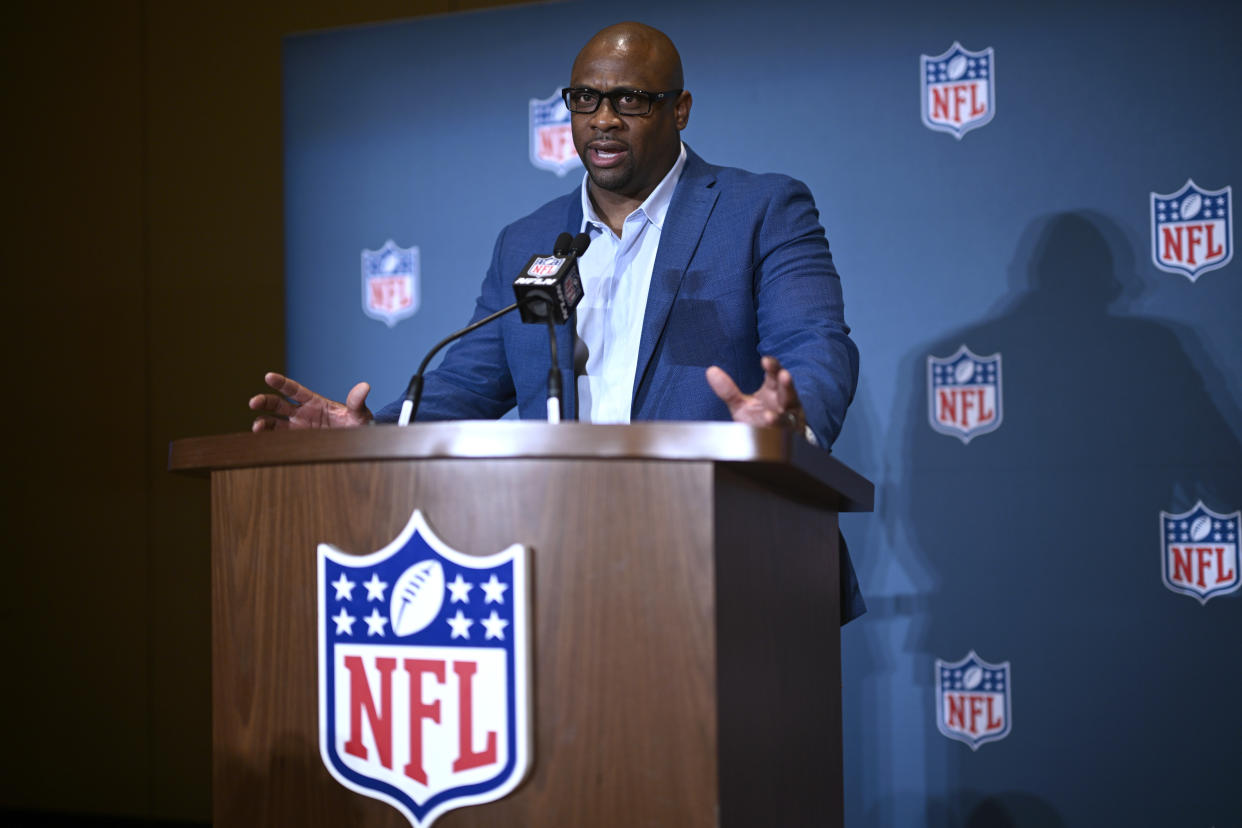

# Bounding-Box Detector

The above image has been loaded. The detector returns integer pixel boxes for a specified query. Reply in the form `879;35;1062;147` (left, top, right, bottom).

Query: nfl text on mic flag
513;232;588;324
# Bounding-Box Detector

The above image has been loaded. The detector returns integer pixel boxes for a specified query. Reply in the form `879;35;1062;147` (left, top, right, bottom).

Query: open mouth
588;143;627;167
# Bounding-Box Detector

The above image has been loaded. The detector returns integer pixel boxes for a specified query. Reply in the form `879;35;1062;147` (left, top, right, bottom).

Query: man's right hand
249;372;374;431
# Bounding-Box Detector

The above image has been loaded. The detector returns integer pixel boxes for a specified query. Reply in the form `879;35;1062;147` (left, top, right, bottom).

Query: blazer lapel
631;150;720;408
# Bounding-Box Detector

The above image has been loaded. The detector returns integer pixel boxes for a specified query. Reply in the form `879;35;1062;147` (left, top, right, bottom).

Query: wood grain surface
211;459;722;827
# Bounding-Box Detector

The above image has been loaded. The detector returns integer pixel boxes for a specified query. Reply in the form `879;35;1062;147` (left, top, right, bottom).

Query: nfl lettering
527;256;565;277
335;648;503;785
369;278;414;313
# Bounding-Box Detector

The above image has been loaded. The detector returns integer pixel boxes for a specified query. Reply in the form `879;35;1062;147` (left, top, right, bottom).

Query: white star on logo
364;608;387;637
332;573;356;602
481;574;509;604
447;574;473;603
363;573;388;602
482;610;509;640
332;608;356;636
447;609;473;639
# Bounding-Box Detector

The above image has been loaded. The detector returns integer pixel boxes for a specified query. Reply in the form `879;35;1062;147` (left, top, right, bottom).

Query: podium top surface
169;421;872;512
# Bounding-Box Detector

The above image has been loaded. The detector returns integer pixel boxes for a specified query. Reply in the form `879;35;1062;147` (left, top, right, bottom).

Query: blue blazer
376;148;865;620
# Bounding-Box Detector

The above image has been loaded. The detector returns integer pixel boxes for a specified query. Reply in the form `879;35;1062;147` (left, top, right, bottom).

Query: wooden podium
170;422;872;827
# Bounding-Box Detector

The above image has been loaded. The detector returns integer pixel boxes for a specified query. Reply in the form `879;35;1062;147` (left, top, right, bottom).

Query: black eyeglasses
561;87;683;116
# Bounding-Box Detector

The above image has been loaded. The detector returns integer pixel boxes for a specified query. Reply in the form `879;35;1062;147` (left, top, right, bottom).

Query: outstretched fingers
705;365;744;414
248;372;311;431
249;392;291;431
264;371;317;404
708;357;806;431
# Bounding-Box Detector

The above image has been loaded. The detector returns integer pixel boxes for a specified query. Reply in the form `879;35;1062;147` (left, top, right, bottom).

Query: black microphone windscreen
553;232;574;257
571;232;591;257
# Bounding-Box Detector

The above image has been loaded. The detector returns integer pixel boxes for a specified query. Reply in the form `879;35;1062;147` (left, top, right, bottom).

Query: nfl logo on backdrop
530;88;580;177
362;240;420;327
921;42;995;138
936;651;1011;750
1150;180;1232;281
928;345;1003;443
1160;500;1240;604
318;510;531;827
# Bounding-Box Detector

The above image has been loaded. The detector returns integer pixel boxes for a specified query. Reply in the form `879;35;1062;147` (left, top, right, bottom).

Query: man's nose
588;96;624;129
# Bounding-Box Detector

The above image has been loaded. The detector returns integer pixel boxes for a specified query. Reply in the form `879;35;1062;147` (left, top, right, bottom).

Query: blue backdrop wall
283;1;1241;824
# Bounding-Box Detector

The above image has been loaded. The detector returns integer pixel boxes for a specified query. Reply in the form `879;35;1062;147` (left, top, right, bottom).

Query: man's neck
587;185;645;237
586;146;684;237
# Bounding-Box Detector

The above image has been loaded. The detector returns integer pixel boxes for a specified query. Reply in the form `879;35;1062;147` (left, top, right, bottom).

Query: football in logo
928;345;1003;443
1160;500;1240;604
1150;180;1233;281
1181;193;1202;220
391;560;446;637
921;42;995;139
318;510;531;827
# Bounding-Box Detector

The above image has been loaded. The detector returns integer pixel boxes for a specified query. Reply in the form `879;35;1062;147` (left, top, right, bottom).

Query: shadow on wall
869;211;1242;826
835;382;948;827
956;791;1068;827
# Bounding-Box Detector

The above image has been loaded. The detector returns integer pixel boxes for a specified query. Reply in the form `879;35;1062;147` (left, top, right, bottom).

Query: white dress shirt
574;143;688;423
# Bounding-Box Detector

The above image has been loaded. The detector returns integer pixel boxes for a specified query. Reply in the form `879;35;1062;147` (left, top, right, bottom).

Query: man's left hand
706;355;807;433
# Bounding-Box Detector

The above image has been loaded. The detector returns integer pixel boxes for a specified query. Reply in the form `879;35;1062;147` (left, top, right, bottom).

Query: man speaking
250;22;864;619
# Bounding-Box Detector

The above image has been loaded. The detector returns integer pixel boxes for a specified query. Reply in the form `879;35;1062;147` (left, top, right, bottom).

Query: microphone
512;231;588;324
396;233;589;426
510;231;591;424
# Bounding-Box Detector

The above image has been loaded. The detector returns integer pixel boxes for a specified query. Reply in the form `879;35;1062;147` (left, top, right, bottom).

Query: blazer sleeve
751;177;859;447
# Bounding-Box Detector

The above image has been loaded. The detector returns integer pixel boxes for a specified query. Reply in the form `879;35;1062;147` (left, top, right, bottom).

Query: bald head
567;22;692;213
571;22;684;91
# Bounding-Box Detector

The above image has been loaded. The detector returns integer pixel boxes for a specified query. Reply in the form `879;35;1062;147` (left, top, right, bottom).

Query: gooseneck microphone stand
396;294;562;426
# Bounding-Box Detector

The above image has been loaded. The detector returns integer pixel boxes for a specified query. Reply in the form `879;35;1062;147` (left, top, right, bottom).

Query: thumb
345;381;372;413
705;366;743;411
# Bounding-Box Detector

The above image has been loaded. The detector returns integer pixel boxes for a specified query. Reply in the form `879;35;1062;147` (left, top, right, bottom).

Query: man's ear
675;90;692;130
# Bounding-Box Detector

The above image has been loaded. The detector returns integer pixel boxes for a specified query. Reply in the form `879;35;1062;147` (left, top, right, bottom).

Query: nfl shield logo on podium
317;510;531;827
1160;500;1240;604
935;651;1012;750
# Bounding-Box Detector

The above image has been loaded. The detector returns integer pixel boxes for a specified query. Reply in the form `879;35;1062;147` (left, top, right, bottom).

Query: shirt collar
579;142;688;235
